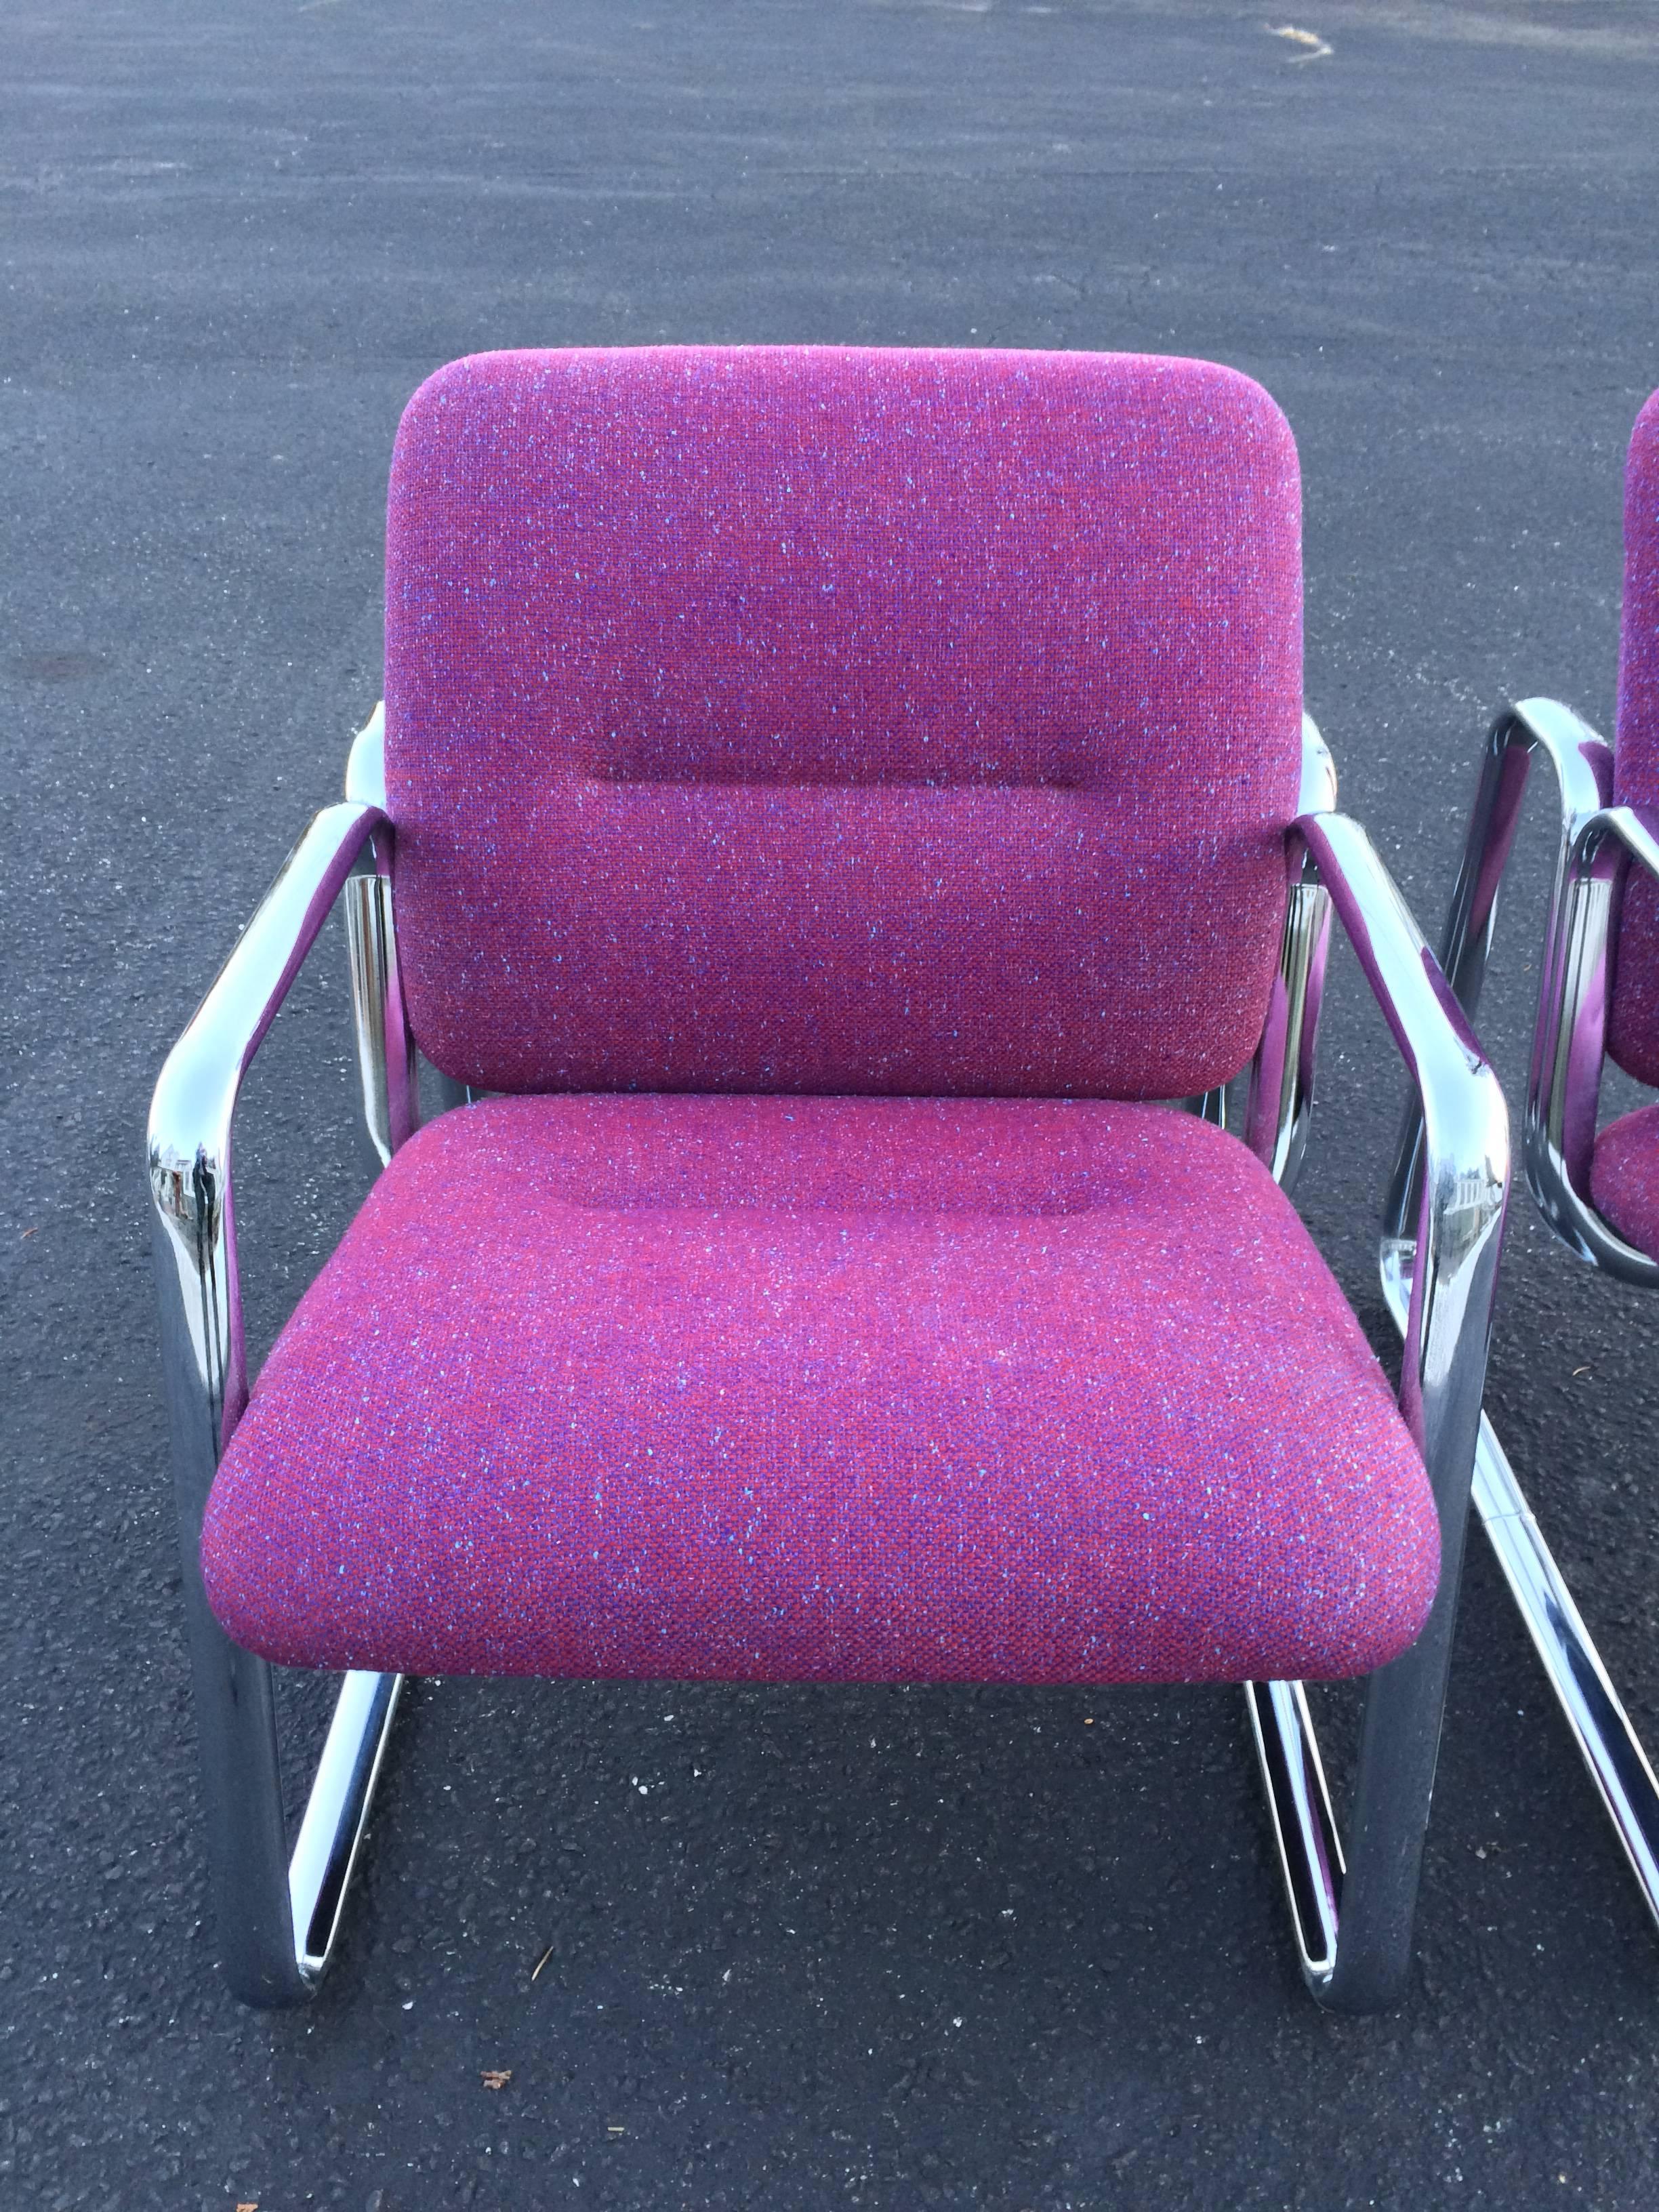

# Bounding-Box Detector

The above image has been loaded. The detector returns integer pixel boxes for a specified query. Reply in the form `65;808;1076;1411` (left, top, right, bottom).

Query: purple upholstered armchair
1393;388;1659;1936
148;347;1507;2013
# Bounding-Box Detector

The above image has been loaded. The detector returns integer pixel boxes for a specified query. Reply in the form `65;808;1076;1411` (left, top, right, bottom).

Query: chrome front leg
1475;1420;1659;1929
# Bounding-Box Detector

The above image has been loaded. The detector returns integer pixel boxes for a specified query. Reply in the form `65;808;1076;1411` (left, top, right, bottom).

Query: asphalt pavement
5;2;1659;2207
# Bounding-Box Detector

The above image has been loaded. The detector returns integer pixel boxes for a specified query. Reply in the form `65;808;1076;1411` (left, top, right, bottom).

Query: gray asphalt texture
5;1;1659;2207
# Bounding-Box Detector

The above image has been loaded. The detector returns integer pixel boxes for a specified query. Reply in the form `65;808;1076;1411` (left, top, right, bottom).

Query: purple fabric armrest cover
384;346;1303;1100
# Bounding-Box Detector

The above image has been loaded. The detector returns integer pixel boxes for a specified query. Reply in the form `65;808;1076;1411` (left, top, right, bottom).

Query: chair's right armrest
148;799;385;1478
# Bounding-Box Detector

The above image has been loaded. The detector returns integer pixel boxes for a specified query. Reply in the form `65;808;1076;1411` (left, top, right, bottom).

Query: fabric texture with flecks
384;346;1304;1101
203;1095;1437;1683
1608;388;1659;1081
1590;1103;1659;1258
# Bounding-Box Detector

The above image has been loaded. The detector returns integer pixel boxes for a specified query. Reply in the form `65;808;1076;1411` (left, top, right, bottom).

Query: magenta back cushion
1611;389;1659;1084
385;347;1304;1098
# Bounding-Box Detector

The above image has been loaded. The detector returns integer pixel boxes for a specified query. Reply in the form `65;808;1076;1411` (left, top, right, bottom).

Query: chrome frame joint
341;702;418;1166
1242;714;1336;1189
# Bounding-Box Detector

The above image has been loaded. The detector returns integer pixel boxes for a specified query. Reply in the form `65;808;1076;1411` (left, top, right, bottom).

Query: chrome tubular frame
1247;745;1511;2010
1382;699;1659;1936
152;703;1502;2012
148;708;413;2005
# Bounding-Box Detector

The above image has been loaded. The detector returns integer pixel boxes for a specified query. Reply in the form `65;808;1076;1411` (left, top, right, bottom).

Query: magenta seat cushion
1591;1105;1659;1258
1608;388;1659;1082
202;1096;1437;1684
384;346;1303;1101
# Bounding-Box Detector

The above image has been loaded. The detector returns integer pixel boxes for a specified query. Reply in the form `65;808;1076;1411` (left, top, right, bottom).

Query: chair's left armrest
1298;812;1509;1532
148;800;386;1470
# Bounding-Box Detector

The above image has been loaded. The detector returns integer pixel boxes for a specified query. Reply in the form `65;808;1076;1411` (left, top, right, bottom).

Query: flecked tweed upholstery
1591;1104;1659;1259
203;1096;1437;1682
384;346;1303;1100
1607;390;1659;1082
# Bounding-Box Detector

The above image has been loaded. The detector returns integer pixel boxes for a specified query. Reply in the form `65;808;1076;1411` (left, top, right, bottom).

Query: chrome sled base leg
1247;1562;1468;2017
1472;1412;1659;1931
289;1668;405;1985
180;1568;403;2006
1246;1681;1344;1983
1249;1414;1659;2009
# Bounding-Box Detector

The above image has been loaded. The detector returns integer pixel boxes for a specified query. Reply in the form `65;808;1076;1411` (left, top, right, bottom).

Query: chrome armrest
1378;698;1647;1281
148;799;387;1460
1423;697;1612;1025
1298;813;1509;1490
